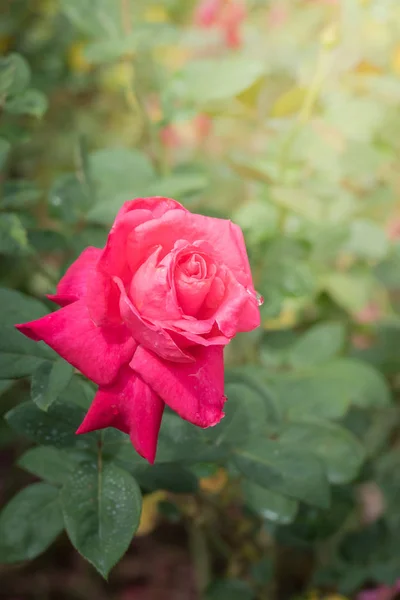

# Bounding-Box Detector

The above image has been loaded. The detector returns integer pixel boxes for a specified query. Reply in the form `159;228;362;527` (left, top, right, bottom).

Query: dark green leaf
0;326;54;379
0;483;63;563
5;400;95;448
287;322;346;368
18;446;77;485
49;173;91;224
0;53;30;96
61;461;142;578
243;481;298;524
31;359;74;411
212;382;268;447
134;464;198;494
1;180;41;209
0;287;49;324
156;413;228;463
234;438;330;508
279;418;365;484
5;89;48;117
272;359;391;420
0;213;30;255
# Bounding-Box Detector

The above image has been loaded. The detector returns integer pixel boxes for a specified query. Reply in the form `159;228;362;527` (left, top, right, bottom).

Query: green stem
188;520;211;596
278;48;333;181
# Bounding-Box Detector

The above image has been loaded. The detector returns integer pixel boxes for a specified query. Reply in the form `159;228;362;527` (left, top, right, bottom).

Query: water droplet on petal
246;288;264;307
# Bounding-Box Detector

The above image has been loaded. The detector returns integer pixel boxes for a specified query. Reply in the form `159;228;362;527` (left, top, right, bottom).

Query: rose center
177;253;207;280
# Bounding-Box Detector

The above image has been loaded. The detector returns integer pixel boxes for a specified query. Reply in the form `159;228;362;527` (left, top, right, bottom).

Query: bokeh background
2;0;400;599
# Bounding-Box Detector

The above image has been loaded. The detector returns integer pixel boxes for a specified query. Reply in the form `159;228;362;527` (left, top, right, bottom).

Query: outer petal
48;246;102;307
16;301;136;386
87;198;186;325
127;209;254;288
99;197;185;280
130;246;181;321
212;266;260;336
76;366;164;464
130;345;226;427
114;196;185;224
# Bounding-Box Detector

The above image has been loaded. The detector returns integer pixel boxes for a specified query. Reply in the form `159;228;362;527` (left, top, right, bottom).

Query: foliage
1;0;400;597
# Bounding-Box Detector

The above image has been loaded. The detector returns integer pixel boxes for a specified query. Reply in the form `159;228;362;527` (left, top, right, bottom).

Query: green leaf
61;374;95;410
287;322;346;368
5;88;48;117
134;464;198;494
211;382;269;448
31;360;74;411
0;289;56;378
179;57;265;104
87;148;155;225
0;483;63;563
0;53;30;96
234;438;330;508
324;272;375;313
225;367;282;429
156;413;229;463
279;418;365;484
0;212;30;255
84;32;146;64
272;359;390;420
0;287;49;324
61;461;142;578
60;0;126;37
232;200;279;244
1;180;41;209
345;219;389;261
0;326;54;379
5;400;94;448
49;173;91;224
147;172;209;201
18;446;77;485
270;86;308;117
0;137;11;171
270;186;323;222
243;482;298;525
206;579;256;600
375;449;400;530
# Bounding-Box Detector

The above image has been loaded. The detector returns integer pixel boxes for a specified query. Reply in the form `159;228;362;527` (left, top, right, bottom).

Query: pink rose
16;197;260;463
194;0;246;49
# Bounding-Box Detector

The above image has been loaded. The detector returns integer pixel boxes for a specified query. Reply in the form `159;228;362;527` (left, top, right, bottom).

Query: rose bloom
16;197;260;463
194;0;246;49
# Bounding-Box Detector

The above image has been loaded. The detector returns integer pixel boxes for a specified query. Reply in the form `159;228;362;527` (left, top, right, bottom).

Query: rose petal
213;266;260;336
115;277;194;363
49;247;102;306
115;196;185;223
131;345;225;427
127;209;254;288
16;300;136;386
76;366;164;464
87;198;186;325
130;246;181;321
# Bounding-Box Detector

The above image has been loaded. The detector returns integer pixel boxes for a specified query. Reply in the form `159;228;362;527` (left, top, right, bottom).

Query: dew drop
247;288;264;307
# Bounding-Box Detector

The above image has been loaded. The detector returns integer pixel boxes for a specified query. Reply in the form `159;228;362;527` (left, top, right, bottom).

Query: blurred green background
2;0;400;599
